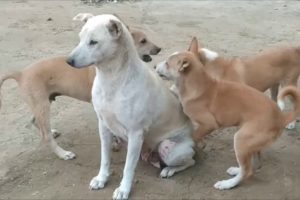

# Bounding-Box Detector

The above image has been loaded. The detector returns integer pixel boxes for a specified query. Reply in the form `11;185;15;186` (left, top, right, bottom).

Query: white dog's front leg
113;130;143;200
90;122;112;190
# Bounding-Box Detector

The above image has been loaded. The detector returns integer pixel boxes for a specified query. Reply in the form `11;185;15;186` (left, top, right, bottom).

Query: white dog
67;14;195;199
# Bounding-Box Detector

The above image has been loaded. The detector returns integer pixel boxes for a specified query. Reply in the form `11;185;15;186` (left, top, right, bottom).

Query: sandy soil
0;0;300;199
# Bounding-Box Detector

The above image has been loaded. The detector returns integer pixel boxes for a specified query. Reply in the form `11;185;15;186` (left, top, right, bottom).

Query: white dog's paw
89;176;107;190
51;129;61;138
160;167;177;178
226;167;240;176
60;151;76;160
113;187;129;200
286;121;296;130
214;179;237;190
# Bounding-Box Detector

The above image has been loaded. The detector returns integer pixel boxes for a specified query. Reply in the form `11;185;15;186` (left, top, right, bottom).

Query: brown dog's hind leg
30;99;76;160
30;115;60;138
252;151;262;170
214;128;254;190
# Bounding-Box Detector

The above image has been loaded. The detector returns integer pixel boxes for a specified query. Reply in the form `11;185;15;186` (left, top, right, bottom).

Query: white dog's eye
89;40;98;46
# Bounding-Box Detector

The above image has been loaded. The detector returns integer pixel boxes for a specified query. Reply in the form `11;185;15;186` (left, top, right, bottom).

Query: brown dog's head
155;37;202;80
72;13;161;63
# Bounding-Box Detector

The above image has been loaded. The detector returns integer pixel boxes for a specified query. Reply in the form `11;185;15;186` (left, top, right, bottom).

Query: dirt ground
0;0;300;199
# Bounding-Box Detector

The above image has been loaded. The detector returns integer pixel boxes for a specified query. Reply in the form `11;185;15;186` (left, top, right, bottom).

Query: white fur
214;167;243;190
68;14;194;199
286;120;296;129
226;166;240;176
155;60;179;81
277;100;296;129
169;84;179;96
201;48;219;61
277;99;285;111
73;13;94;22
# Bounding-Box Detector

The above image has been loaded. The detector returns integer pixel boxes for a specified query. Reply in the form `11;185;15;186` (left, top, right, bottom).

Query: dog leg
30;116;61;138
193;122;217;148
214;129;253;190
281;78;298;129
159;137;195;178
113;130;144;200
51;129;61;138
252;151;262;170
32;103;76;160
227;151;261;176
90;122;112;190
270;84;279;102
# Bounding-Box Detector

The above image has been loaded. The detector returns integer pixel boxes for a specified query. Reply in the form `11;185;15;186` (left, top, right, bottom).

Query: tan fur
0;29;161;159
202;46;300;101
167;38;300;189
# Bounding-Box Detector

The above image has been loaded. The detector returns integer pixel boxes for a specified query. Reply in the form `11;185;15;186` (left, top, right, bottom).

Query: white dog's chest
93;92;127;138
92;85;148;140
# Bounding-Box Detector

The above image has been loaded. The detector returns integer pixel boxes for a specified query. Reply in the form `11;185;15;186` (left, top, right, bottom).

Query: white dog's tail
277;86;300;126
0;71;21;109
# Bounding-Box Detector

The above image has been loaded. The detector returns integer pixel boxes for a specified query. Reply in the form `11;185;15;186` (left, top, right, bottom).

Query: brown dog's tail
0;71;21;109
277;86;300;126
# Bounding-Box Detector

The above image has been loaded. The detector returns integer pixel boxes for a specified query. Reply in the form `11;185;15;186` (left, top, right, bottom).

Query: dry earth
0;0;300;199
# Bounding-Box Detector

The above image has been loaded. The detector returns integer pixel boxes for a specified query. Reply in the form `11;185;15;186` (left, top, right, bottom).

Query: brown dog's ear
188;37;199;55
178;59;189;72
107;19;123;39
73;13;94;23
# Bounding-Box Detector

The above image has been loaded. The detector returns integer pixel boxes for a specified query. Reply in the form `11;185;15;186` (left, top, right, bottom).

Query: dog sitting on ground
67;14;195;199
155;37;300;190
198;43;300;129
0;13;161;160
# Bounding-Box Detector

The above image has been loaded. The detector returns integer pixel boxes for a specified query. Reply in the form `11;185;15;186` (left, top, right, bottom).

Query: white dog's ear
73;13;94;23
178;59;189;72
112;13;130;31
107;19;123;39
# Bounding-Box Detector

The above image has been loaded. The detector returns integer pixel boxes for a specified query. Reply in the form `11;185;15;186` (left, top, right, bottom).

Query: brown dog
155;37;300;190
0;29;161;160
199;43;300;129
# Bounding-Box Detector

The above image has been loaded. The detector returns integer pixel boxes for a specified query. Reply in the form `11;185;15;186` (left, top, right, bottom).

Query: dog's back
19;57;94;102
241;47;300;91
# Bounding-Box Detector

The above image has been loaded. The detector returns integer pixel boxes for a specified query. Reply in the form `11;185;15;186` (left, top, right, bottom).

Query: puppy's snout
153;65;157;70
66;57;75;67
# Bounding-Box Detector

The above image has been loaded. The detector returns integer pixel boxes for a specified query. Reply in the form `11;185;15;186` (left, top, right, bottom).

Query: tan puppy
0;29;161;160
155;37;300;190
199;44;300;129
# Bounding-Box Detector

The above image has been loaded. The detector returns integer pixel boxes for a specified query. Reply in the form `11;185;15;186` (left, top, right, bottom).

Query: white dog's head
67;14;128;68
71;13;161;63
